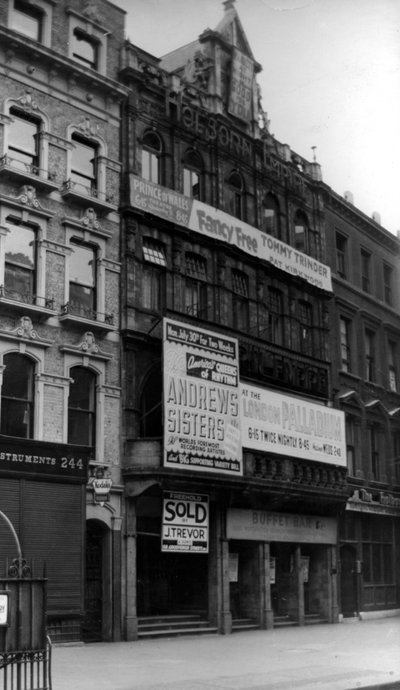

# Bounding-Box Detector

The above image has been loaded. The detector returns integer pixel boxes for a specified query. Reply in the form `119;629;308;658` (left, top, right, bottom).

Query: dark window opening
4;221;36;303
72;29;98;69
71;134;97;194
11;0;43;41
1;353;34;438
69;241;96;318
8;108;40;172
68;366;96;446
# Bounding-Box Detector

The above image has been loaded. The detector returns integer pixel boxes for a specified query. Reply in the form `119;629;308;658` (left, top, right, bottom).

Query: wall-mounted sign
240;383;346;466
0;591;10;626
162;492;209;553
130;175;332;292
163;319;242;475
0;438;90;480
227;508;337;544
228;48;254;122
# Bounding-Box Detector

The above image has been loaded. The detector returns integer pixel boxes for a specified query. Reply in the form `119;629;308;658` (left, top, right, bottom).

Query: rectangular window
69;242;96;318
346;417;356;476
183;168;200;199
383;263;393;305
71;135;97;194
268;288;283;346
388;341;397;392
361;516;394;586
361;249;371;292
8;109;39;172
369;426;380;481
365;329;375;382
142;150;159;184
142;238;166;312
185;253;207;318
339;317;351;372
72;29;98;69
4;222;36;303
232;269;249;331
298;300;313;355
11;0;43;41
336;232;347;279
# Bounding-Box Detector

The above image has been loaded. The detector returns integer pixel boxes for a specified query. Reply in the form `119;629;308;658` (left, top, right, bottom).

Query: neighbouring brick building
0;0;127;642
324;189;400;619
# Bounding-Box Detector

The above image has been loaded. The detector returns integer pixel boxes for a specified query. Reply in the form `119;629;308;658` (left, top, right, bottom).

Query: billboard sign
228;48;254;122
163;318;242;475
162;491;209;553
130;175;332;292
240;383;346;466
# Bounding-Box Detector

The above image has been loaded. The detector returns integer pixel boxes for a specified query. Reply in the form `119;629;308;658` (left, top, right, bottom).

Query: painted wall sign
240;383;346;466
162;492;209;553
0;438;90;480
163;318;242;475
228;48;254;122
130;175;332;292
227;508;338;544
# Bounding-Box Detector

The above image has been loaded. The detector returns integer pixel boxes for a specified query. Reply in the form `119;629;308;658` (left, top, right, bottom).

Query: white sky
115;0;400;235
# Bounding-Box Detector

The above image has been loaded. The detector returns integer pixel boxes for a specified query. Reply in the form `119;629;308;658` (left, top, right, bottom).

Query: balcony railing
0;154;58;190
61;301;114;326
0;285;55;310
61;179;116;210
246;452;348;494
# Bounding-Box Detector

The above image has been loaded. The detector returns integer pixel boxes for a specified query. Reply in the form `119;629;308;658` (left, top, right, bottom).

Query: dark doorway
83;521;105;641
340;544;358;617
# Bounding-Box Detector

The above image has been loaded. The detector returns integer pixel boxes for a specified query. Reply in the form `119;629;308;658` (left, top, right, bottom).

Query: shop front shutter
21;480;84;615
0;479;21;575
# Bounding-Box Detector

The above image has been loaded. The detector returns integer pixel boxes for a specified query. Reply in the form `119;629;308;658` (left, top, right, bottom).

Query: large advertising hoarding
241;383;346;466
162;491;209;553
163;319;242;475
130;175;332;292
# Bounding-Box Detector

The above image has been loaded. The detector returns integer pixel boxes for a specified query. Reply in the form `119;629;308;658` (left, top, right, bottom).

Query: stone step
138;624;218;639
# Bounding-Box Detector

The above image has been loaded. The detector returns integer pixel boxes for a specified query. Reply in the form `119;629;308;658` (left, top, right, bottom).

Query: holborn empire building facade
0;0;399;643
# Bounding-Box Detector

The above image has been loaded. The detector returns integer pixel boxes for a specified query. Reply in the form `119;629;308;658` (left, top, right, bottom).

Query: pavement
51;617;400;690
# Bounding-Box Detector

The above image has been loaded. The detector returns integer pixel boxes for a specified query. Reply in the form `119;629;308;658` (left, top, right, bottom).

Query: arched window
68;366;96;446
142;132;163;184
227;171;245;220
262;194;281;238
140;367;162;437
1;353;34;438
183;150;203;200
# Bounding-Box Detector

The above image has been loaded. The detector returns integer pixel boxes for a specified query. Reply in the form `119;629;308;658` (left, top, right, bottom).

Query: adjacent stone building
0;0;127;642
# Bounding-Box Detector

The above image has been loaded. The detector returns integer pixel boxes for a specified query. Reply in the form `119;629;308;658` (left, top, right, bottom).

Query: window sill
61;180;117;213
59;309;116;332
0;294;56;318
0;156;59;192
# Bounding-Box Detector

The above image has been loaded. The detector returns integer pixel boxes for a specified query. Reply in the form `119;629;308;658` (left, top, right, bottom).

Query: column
260;543;273;629
295;545;305;625
217;508;232;634
124;499;138;640
330;544;339;623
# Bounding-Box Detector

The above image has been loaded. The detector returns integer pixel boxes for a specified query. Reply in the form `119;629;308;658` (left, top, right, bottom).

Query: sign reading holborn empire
163;319;242;475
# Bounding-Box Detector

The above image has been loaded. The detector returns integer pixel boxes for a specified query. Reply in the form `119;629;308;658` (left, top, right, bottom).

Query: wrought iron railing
0;154;56;182
61;301;114;325
0;286;54;310
61;179;115;205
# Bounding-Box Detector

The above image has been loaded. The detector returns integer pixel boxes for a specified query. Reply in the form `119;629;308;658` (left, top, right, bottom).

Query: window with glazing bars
142;238;166;311
185;253;207;317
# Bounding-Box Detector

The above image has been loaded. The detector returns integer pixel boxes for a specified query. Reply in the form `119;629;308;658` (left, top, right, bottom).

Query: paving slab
51;618;400;690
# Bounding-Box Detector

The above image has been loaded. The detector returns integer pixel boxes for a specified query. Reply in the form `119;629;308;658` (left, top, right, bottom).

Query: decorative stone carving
82;2;102;24
15;185;42;208
78;331;99;354
14;90;40;112
10;316;38;340
183;50;214;91
75;117;100;138
80;207;101;231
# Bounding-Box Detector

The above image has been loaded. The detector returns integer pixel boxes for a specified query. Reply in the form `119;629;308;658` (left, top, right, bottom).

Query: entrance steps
232;618;261;632
304;613;328;625
273;615;298;628
138;614;218;639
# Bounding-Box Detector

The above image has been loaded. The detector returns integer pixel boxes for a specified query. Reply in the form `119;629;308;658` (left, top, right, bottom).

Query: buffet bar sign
241;384;346;466
163;318;242;475
227;508;338;544
162;492;209;553
130;175;332;292
228;48;254;122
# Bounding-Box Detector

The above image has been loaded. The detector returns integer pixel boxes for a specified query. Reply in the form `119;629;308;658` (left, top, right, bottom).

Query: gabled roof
214;0;255;59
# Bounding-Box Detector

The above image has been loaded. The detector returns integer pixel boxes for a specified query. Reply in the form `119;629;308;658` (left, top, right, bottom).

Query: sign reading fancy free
163;319;242;475
241;384;346;466
130;176;332;292
162;492;209;553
